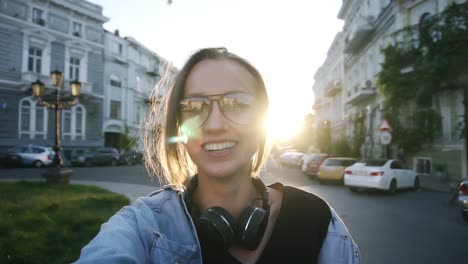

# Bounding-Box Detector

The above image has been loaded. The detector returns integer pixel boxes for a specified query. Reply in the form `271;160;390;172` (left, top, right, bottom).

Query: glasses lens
219;92;255;125
179;97;210;127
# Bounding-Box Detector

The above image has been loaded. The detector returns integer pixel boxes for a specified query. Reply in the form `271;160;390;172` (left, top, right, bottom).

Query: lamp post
32;70;81;183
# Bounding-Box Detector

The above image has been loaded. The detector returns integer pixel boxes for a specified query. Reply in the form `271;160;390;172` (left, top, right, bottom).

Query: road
1;162;467;264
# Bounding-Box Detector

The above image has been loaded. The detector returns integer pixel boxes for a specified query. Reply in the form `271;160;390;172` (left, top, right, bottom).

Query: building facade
103;30;174;152
0;0;176;160
0;0;108;160
313;0;467;180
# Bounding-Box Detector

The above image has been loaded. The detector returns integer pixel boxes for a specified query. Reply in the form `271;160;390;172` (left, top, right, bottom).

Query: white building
103;30;175;152
313;0;467;180
0;0;109;159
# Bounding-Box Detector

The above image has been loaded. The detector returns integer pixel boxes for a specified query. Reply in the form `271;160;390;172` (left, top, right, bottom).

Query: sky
89;0;344;140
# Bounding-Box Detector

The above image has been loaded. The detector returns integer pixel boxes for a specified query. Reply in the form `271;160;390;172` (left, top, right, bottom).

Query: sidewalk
418;175;458;193
0;178;158;204
1;174;459;204
70;180;159;204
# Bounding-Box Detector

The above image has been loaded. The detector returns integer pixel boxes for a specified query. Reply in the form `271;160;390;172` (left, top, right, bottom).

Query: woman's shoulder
119;186;183;219
271;183;331;214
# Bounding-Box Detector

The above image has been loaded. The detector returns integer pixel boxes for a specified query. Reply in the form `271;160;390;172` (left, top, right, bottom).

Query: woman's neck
193;174;257;219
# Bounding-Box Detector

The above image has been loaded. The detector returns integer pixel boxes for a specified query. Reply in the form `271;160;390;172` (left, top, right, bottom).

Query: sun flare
266;105;305;143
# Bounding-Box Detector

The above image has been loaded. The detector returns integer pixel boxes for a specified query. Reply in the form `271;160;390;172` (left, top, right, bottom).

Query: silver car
7;145;55;168
458;180;468;221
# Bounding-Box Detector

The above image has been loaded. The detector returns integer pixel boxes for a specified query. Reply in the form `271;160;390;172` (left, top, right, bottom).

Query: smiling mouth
203;141;236;151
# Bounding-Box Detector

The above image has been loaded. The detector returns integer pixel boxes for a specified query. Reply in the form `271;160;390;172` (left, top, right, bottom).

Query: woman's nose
203;101;228;131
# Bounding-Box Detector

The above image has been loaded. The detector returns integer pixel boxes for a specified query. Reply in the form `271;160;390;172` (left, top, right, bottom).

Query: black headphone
184;176;270;251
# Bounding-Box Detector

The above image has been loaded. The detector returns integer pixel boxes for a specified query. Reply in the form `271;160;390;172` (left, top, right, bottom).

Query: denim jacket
75;185;360;263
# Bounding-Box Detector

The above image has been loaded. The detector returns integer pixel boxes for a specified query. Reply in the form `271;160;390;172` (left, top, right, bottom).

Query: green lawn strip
0;181;129;264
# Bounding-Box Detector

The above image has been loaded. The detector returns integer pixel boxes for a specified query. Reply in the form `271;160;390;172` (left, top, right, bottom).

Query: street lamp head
32;79;45;97
70;80;81;97
51;69;64;88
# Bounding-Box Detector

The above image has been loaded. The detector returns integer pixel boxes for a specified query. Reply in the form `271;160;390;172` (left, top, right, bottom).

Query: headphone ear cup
236;206;269;250
197;206;236;251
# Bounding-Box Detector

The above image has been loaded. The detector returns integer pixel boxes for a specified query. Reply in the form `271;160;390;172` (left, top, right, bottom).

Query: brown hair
142;47;270;190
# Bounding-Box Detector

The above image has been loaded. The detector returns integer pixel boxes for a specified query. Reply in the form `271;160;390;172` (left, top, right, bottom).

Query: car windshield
324;159;356;166
311;155;327;161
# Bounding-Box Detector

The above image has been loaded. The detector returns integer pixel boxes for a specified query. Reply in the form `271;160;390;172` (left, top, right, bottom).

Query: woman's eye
180;101;206;112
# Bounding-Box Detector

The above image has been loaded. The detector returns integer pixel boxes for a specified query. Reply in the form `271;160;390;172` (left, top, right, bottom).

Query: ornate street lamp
32;70;81;183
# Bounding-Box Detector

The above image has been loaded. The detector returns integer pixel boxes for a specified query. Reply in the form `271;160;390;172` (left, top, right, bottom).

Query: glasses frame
178;92;256;128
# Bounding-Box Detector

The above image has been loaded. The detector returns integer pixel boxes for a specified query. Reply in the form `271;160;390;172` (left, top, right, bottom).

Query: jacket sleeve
73;206;147;264
317;207;360;264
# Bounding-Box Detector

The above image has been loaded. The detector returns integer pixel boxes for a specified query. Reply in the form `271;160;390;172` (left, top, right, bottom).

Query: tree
377;3;467;157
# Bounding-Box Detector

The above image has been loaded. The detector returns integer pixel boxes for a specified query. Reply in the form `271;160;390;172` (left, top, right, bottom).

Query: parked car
344;159;419;194
279;151;305;167
458;180;468;221
118;150;144;166
71;147;119;167
302;153;329;177
1;145;55;168
317;157;358;184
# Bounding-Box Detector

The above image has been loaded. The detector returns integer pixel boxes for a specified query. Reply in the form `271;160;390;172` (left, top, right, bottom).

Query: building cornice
49;0;109;23
0;13;105;49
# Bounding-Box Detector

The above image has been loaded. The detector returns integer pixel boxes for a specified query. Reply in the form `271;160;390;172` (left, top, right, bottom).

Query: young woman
76;47;360;264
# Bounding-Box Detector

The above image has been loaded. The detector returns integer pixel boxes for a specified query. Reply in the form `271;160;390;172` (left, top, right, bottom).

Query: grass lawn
0;181;129;264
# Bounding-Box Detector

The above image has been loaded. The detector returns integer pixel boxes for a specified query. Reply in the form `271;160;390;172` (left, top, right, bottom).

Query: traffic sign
380;131;392;145
379;118;393;132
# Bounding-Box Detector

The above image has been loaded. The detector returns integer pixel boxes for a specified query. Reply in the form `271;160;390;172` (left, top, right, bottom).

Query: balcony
21;72;52;89
33;18;45;26
146;65;159;77
313;97;327;110
345;85;377;105
64;80;93;94
344;15;375;54
325;79;342;97
112;55;128;65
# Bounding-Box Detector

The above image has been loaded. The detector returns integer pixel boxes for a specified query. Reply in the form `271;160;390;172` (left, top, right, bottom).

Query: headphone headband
185;176;269;216
184;175;270;251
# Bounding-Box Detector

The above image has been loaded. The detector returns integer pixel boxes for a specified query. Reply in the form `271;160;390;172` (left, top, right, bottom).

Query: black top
198;183;331;264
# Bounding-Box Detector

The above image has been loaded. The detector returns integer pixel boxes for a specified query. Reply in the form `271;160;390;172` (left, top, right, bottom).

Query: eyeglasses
178;92;256;128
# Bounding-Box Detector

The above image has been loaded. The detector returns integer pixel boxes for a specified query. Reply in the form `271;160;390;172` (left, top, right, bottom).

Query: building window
110;75;122;87
62;104;86;140
32;8;45;26
136;104;140;123
19;97;47;139
69;57;80;80
28;47;42;73
73;22;82;37
136;76;141;93
111;41;123;55
110;100;121;119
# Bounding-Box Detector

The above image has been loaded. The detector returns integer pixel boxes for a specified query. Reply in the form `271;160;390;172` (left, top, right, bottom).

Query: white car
279;151;305;167
344;159;419;193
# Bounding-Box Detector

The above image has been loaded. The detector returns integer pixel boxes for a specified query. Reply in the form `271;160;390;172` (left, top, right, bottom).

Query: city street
1;163;467;264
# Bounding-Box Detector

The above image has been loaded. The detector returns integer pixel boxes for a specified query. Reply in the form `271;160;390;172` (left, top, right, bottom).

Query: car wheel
33;160;44;168
84;159;93;167
388;179;397;194
349;187;359;193
111;159;117;166
413;177;420;190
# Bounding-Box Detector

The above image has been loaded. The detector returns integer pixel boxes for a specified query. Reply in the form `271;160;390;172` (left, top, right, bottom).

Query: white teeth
203;141;235;151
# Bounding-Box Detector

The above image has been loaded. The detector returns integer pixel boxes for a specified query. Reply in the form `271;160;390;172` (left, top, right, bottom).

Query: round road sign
380;131;392;145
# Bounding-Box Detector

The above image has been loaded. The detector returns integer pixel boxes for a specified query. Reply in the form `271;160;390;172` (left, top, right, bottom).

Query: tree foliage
377;3;467;153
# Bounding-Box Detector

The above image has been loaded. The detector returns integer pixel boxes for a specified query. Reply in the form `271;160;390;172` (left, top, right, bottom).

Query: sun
266;104;304;144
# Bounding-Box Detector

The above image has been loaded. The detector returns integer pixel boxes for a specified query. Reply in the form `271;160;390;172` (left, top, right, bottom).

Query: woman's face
181;59;261;180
